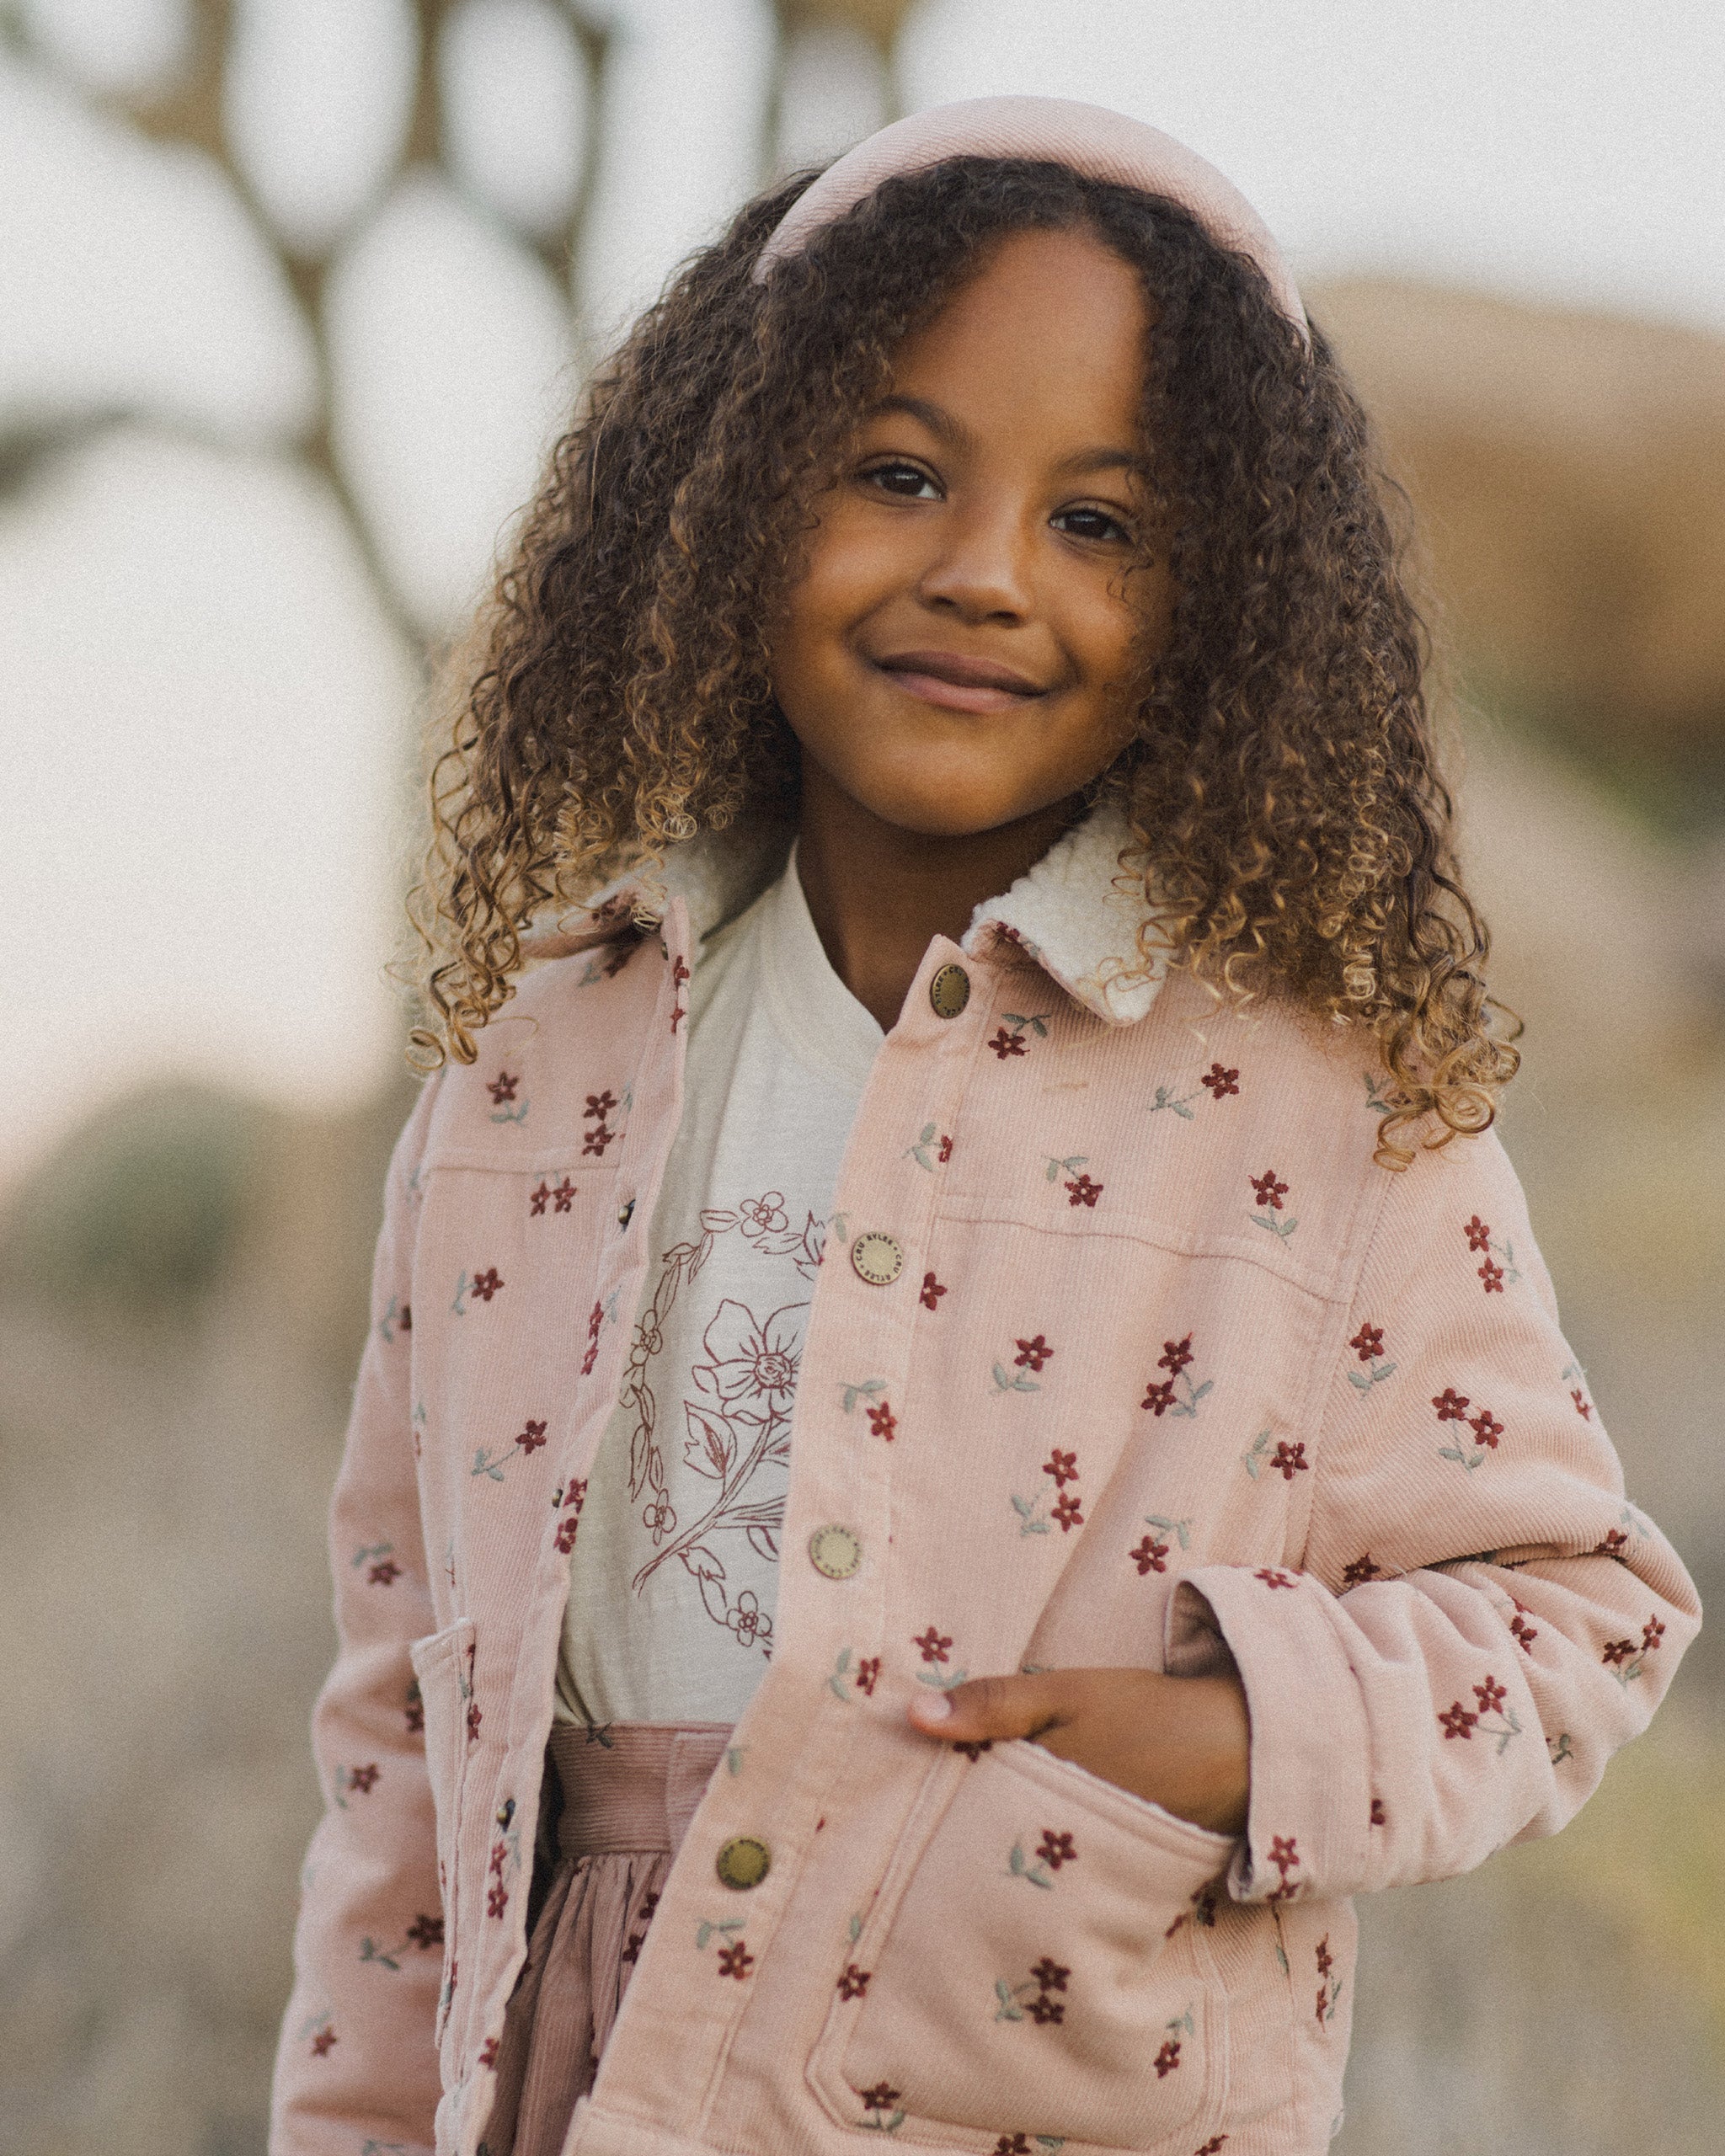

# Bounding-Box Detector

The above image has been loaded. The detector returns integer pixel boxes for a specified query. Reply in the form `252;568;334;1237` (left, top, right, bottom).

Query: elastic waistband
547;1721;734;1859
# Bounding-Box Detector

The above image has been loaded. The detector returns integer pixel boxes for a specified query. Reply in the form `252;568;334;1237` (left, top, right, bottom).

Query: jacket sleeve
1167;1125;1700;1908
270;1078;444;2156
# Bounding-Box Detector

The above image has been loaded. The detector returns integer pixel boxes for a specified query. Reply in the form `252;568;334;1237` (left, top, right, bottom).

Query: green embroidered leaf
848;1913;863;1944
1010;1494;1034;1518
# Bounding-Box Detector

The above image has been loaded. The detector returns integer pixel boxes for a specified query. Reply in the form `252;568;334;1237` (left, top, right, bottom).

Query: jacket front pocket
409;1616;477;2049
809;1741;1236;2151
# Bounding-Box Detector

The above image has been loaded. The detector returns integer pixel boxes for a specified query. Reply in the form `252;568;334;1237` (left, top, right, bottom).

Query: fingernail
911;1693;953;1723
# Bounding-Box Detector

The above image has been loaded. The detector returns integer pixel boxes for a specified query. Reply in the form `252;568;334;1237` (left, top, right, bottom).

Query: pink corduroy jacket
270;811;1698;2156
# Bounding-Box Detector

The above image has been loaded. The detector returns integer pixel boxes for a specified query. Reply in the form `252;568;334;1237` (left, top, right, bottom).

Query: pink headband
756;94;1306;337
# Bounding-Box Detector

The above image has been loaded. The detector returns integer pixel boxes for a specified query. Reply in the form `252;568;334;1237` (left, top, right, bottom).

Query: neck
794;760;1081;1031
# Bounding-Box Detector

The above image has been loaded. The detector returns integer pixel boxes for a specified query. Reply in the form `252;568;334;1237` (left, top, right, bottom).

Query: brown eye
1053;505;1131;544
863;461;940;500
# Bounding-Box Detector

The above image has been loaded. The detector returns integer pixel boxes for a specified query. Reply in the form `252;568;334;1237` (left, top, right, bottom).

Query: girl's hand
905;1668;1251;1838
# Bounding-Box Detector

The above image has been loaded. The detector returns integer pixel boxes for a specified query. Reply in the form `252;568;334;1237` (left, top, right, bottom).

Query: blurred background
1;3;1722;2150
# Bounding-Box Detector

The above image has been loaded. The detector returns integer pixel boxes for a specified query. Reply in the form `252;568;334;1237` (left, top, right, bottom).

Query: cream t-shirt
556;849;884;1727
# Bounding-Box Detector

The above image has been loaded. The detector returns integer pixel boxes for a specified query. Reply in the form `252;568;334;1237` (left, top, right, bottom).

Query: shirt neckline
755;841;884;1091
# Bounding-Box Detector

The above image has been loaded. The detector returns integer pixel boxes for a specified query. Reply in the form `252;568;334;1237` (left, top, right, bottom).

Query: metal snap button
928;962;970;1019
715;1836;772;1891
809;1524;862;1579
617;1197;635;1229
850;1231;904;1286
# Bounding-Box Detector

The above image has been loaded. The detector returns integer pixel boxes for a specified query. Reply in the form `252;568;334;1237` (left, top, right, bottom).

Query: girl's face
769;224;1172;840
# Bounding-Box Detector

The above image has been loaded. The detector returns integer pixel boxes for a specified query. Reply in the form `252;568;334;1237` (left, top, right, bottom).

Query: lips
872;648;1046;714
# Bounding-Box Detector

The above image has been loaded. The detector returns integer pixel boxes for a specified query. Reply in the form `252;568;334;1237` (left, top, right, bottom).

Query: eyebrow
869;393;1143;479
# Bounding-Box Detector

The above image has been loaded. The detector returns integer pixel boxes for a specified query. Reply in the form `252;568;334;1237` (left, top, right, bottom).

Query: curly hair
412;155;1519;1163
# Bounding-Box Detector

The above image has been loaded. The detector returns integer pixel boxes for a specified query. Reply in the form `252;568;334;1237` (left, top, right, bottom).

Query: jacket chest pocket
409;1617;477;2051
808;1741;1236;2152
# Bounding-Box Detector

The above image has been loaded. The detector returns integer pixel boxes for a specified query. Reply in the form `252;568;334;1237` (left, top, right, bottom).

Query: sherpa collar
521;798;1165;1028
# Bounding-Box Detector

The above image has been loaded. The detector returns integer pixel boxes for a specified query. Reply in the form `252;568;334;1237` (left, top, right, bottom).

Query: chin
851;773;1047;841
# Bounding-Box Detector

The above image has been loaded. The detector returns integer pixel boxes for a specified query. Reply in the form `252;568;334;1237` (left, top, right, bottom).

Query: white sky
1;0;1722;1177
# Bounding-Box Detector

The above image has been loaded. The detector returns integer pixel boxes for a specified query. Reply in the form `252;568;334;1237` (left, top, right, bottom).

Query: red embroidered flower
530;1181;551;1216
1571;1388;1593;1419
489;1839;507;1877
405;1913;444;1950
1509;1611;1538;1652
1153;2037;1182;2077
478;2036;499;2069
1044;1449;1079;1486
1256;1568;1296;1590
347;1763;379;1795
1601;1638;1636;1666
1251;1169;1289;1210
1271;1440;1308;1481
1141;1378;1177;1416
859;2084;900;2113
555;1517;579;1554
310;2027;336;2057
486;1883;509;1920
1370;1797;1386;1827
582;1124;617;1157
1028;1993;1065;2025
1478;1258;1504;1293
1432;1387;1471;1422
404;1681;424;1735
488;1071;519;1104
1194;2141;1229;2155
937;1134;953;1163
1439;1701;1477;1740
467;1700;483;1745
996;2138;1033;2156
1268;1834;1300;1879
989;1027;1028;1059
1065;1173;1103;1207
1316;1934;1333;1977
1643;1616;1666;1652
1465;1216;1493;1252
1472;1674;1507;1714
912;1627;952;1664
563;1478;587;1513
1014;1333;1054;1371
367;1559;401;1587
867;1401;899;1441
716;1940;753;1980
1343;1555;1382;1587
837;1964;871;2000
553;1177;576;1212
920;1271;947;1310
1130;1535;1170;1576
1349;1322;1385;1362
1158;1333;1194;1374
1052;1491;1084;1533
1467;1409;1504;1449
399;1304;411;1331
855;1657;880;1696
1594;1528;1629;1557
1035;1830;1077;1871
470;1267;504;1301
1201;1063;1240;1098
585;1090;617;1119
516;1420;547;1453
1030;1957;1070;1991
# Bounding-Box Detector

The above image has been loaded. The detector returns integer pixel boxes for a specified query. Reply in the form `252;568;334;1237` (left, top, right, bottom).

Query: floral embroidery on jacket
995;1955;1070;2022
1247;1169;1297;1239
1346;1321;1397;1390
1464;1213;1521;1293
906;1122;953;1170
920;1270;947;1310
1142;1334;1212;1418
1434;1388;1507;1472
1012;1450;1086;1536
1149;1060;1242;1120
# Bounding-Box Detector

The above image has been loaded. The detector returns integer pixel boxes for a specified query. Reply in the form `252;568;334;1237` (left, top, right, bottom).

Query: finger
905;1671;1072;1743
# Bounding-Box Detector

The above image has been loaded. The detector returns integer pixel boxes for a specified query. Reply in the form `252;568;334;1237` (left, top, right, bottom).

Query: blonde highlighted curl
412;158;1519;1166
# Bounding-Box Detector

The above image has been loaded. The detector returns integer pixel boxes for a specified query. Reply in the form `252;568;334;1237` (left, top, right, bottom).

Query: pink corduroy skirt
484;1721;734;2156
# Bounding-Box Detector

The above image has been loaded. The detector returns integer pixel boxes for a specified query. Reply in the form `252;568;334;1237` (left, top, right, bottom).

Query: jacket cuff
1167;1566;1374;1905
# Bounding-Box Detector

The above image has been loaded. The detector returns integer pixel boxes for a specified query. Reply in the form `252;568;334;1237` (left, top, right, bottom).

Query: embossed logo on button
928;962;970;1020
850;1231;904;1286
809;1524;862;1579
715;1836;772;1891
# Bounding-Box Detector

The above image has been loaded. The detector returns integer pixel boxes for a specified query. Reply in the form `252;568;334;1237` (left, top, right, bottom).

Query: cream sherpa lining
521;799;1165;1028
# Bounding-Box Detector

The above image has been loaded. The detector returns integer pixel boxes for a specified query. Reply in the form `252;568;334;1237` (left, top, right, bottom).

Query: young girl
271;99;1698;2156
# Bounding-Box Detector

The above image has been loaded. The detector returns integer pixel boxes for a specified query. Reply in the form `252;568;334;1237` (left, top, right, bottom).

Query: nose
915;494;1033;625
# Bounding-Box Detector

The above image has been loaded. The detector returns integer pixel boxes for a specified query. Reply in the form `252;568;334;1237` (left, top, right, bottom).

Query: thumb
906;1671;1070;1744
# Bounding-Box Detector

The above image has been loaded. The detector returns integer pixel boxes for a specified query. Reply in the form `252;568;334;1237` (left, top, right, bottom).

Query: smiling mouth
872;648;1047;714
